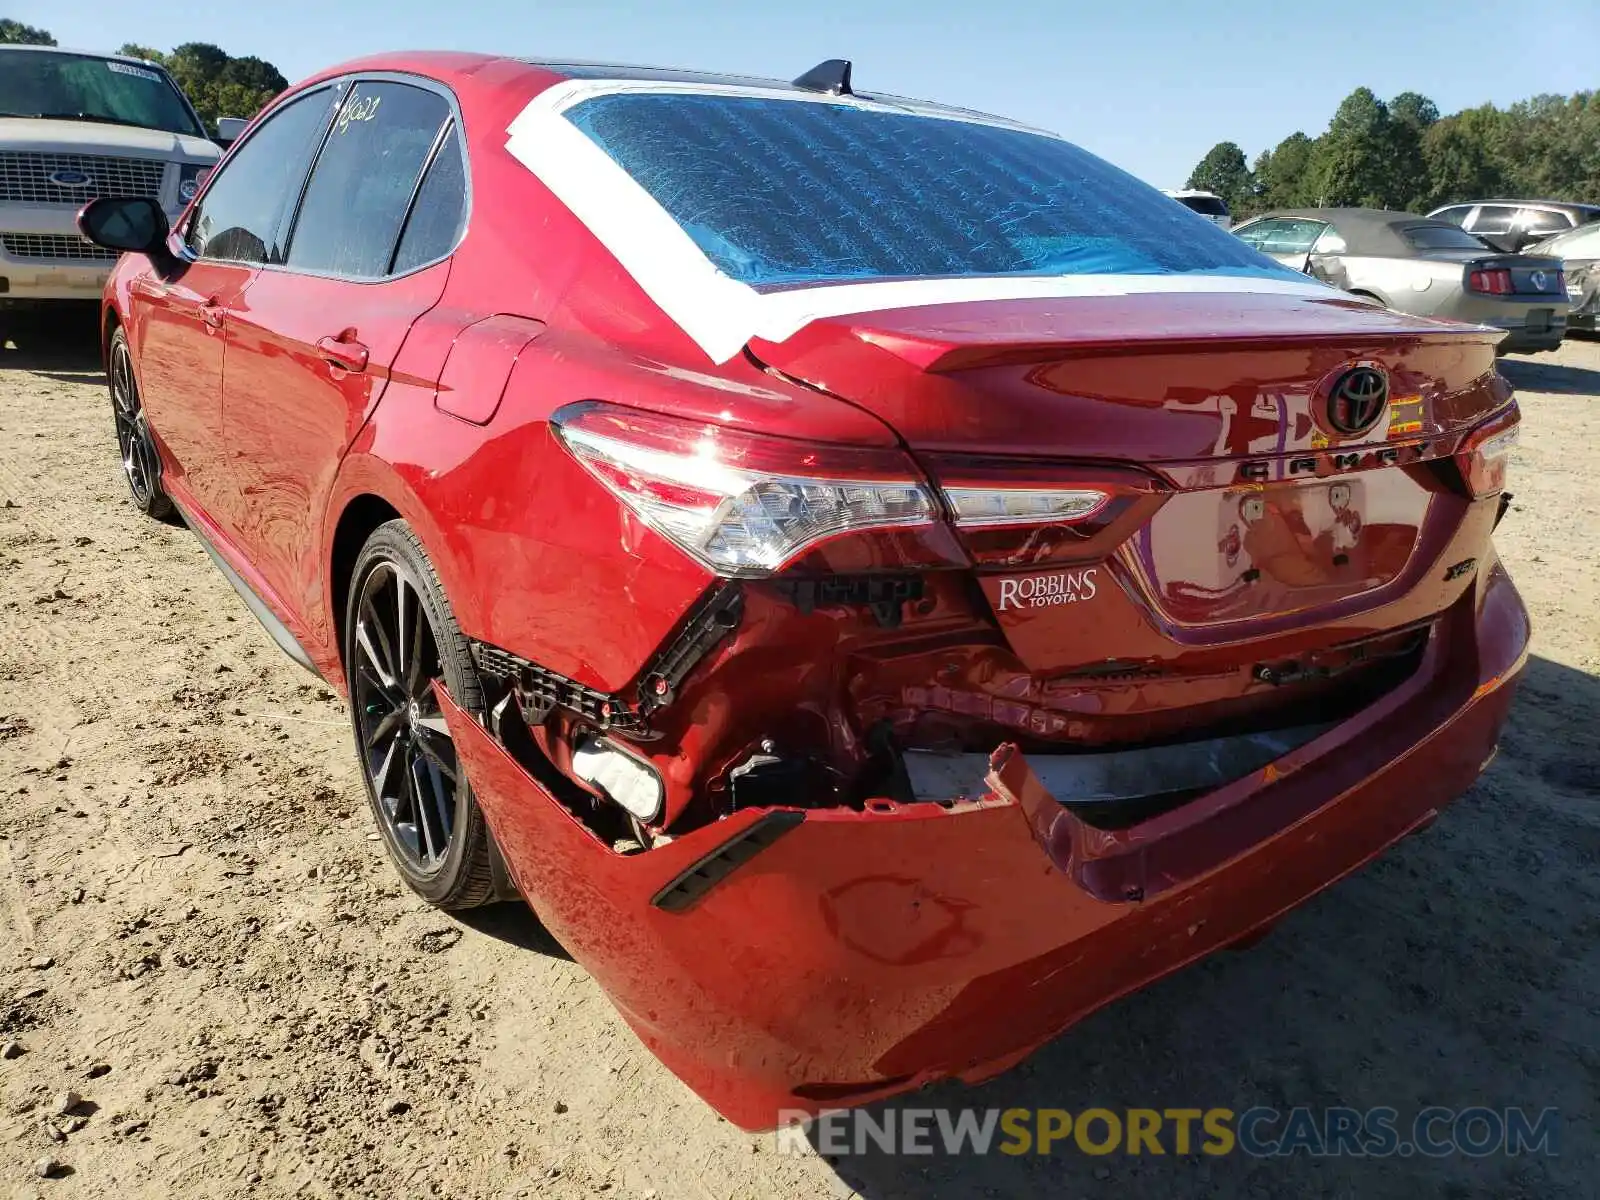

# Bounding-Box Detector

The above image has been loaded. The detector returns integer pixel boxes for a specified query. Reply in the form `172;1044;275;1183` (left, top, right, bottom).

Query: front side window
1311;227;1347;254
564;92;1293;286
1249;218;1327;255
0;50;204;138
1231;219;1276;249
286;81;451;279
186;88;336;264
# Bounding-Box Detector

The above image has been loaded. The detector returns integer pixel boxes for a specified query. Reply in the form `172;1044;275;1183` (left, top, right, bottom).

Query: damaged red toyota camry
79;52;1529;1129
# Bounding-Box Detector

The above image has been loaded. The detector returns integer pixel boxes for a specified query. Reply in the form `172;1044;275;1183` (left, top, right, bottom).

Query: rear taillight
551;402;947;576
927;456;1167;568
1455;402;1520;497
1467;268;1513;295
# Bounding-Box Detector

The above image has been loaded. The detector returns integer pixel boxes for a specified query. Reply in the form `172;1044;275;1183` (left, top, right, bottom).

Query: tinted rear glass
1175;195;1228;216
566;93;1293;287
1402;225;1487;250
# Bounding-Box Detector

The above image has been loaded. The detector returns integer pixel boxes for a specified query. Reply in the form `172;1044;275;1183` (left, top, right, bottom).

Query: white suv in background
1;46;221;330
1164;189;1232;230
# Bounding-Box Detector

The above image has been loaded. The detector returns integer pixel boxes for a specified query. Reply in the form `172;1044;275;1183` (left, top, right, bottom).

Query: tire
108;327;175;521
345;519;499;909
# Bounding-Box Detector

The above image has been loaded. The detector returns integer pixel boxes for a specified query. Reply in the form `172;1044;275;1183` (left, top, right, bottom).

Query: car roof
0;44;169;68
1432;199;1600;213
1241;208;1480;255
294;51;1037;130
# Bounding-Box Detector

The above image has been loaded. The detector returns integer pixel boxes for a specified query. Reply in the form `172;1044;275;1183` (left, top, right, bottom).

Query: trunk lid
1462;252;1567;297
751;289;1507;660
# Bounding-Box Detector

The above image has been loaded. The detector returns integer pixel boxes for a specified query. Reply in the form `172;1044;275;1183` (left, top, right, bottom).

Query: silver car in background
1233;207;1569;353
1526;220;1600;334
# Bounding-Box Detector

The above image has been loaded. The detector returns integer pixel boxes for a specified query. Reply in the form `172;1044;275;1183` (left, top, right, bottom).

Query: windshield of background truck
0;50;204;138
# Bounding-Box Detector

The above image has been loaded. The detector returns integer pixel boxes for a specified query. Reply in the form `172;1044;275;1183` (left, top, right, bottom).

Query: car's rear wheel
108;327;174;520
346;520;498;909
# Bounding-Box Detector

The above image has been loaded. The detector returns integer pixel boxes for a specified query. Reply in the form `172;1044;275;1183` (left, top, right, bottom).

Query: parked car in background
0;45;222;338
79;53;1528;1130
1234;208;1569;352
1164;188;1231;228
1528;220;1600;333
1427;199;1600;254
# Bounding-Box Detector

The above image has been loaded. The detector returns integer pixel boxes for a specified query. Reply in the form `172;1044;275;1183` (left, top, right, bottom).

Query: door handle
316;335;369;374
199;299;224;329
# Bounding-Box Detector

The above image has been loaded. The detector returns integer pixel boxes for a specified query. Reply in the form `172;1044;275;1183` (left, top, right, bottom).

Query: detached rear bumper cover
444;564;1528;1130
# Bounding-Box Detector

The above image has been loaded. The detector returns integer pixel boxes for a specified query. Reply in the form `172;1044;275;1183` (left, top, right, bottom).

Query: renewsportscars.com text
775;1106;1559;1159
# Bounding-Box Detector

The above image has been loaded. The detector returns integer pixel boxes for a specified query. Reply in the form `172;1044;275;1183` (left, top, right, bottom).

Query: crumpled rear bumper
444;562;1529;1130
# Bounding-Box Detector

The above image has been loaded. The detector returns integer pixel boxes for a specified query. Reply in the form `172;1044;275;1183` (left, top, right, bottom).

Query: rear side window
287;81;451;279
1521;208;1571;236
186;88;335;264
1471;205;1519;234
391;126;468;274
1431;205;1471;227
1403;224;1488;250
565;93;1292;285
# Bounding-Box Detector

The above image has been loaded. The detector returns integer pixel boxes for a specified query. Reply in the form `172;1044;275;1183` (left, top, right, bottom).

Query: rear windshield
1402;224;1489;251
0;50;203;138
566;92;1294;288
1175;195;1229;217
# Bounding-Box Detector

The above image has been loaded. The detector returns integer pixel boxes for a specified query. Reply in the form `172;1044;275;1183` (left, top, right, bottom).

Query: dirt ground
0;315;1596;1200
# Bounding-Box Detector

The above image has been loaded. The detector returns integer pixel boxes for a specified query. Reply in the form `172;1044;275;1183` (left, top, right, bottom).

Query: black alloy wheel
346;520;499;909
108;328;174;519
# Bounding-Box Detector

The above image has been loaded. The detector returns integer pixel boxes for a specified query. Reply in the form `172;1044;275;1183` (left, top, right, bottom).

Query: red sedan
78;52;1529;1130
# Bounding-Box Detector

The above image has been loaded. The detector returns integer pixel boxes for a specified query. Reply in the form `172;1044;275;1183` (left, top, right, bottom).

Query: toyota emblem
1325;367;1389;435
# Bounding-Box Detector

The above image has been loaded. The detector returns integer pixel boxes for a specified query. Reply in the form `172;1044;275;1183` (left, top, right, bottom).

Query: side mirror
214;116;248;146
77;196;177;275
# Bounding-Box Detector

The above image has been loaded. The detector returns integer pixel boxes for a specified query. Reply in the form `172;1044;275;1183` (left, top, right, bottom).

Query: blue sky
20;0;1599;186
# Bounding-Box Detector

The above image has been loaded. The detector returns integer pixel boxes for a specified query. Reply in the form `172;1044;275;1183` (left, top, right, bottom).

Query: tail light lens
552;402;943;576
927;457;1168;568
1467;268;1513;296
1455;402;1519;496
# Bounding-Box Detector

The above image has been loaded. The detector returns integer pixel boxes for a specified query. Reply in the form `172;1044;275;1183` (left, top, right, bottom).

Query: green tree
1386;91;1440;211
0;17;55;44
1187;141;1253;211
1422;106;1509;207
1188;84;1600;218
1310;87;1395;207
114;41;287;134
1253;131;1316;211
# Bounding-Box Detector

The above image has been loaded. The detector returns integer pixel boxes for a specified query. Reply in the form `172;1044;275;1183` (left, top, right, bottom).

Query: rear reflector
944;487;1110;527
926;456;1168;569
1455;401;1520;497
